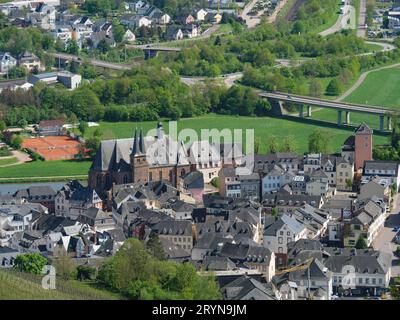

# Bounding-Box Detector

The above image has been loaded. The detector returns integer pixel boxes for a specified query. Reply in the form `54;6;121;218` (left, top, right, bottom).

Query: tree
79;121;88;136
146;234;166;260
308;129;331;153
355;235;368;249
10;134;23;149
52;256;76;280
254;137;261;154
77;265;97;280
85;136;101;158
113;23;125;43
271;207;278;217
268;136;278;153
66;39;79;55
326;78;343;96
309;79;323;98
210;177;220;188
345;178;353;190
391;183;398;196
280;135;296;152
14;253;47;274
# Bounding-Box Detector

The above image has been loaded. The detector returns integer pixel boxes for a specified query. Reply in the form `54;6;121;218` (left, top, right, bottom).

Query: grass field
0;157;18;167
85;115;387;154
0;159;91;180
0;115;388;180
309;108;386;132
344;67;400;109
0;270;122;300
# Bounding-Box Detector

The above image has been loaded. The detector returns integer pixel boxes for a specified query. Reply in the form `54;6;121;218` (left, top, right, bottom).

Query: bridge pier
307;106;312;117
345;111;350;124
299;105;304;118
337;110;342;125
388;116;392;131
379;115;385;131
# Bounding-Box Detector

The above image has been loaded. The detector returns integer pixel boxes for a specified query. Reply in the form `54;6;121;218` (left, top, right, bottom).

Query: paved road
240;0;261;28
51;52;133;71
372;195;400;278
319;3;353;36
357;0;367;38
180;72;243;88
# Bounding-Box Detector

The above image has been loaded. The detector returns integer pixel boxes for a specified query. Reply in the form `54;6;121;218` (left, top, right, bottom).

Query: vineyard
0;270;123;300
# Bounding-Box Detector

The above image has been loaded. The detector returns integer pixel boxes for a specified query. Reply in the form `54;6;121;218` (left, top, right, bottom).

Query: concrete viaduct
260;92;394;132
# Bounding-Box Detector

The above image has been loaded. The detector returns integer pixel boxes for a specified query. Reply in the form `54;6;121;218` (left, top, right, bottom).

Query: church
88;123;192;198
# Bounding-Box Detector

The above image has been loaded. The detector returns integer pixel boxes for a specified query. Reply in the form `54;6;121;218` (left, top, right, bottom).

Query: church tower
131;128;149;183
354;123;373;172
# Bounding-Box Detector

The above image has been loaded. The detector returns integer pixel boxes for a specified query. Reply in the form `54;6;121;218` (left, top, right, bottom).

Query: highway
259;91;393;115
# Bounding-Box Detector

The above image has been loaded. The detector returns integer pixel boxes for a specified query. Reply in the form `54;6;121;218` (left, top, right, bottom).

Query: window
280;231;284;235
278;237;283;244
372;278;376;285
159;171;162;181
123;175;128;184
149;172;153;181
366;278;369;284
287;237;291;243
278;247;283;253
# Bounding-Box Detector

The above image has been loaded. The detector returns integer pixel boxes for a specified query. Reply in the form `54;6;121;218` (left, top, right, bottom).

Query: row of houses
0;51;43;75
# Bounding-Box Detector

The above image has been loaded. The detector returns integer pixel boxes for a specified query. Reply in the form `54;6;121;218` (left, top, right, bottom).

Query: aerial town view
0;0;400;305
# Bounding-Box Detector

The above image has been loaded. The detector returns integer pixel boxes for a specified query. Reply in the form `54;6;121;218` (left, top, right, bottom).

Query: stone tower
354;123;373;172
131;128;149;183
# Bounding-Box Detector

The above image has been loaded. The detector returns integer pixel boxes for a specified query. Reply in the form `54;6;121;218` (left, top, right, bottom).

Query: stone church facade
88;123;192;198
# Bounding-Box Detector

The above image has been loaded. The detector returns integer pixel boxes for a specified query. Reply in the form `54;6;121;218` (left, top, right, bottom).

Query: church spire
132;127;141;155
139;128;145;154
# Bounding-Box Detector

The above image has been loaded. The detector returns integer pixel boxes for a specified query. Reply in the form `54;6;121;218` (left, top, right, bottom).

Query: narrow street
372;195;400;278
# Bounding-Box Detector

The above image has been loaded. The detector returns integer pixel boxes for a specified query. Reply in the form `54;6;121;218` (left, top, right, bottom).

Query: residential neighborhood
0;0;400;305
1;120;400;301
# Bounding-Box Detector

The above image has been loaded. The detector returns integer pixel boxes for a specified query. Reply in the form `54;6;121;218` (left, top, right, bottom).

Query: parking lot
372;195;400;278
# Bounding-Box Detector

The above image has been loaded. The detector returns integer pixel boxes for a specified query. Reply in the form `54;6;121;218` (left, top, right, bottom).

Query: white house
188;140;222;183
0;52;17;74
195;8;208;21
263;214;307;256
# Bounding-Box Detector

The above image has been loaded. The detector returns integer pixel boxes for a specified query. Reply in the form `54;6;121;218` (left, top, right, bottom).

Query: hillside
0;270;123;300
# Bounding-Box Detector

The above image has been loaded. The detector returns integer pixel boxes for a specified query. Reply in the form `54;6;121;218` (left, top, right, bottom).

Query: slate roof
155;220;192;236
355;123;373;135
364;160;399;173
182;171;204;189
159;237;191;260
221;276;277;300
90;127;189;171
264;214;306;237
220;243;272;264
323;249;391;274
201;256;236;271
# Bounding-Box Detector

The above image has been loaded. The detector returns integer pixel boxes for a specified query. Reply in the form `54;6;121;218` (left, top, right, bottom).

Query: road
337;62;400;101
51;52;134;71
357;0;367;38
372;195;400;278
240;0;260;28
319;3;353;36
180;72;243;88
259;91;394;115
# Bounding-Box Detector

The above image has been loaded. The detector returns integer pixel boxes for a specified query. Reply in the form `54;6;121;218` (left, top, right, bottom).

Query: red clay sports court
22;136;82;161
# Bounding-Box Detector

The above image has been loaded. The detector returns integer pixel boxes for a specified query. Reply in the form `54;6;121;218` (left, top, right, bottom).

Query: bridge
125;45;182;59
260;91;395;131
50;52;134;71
